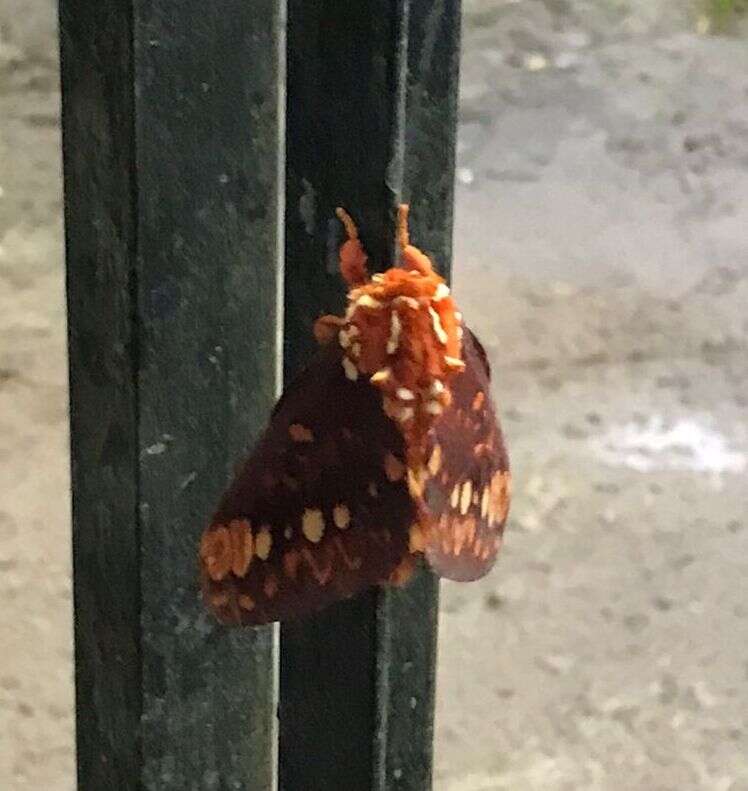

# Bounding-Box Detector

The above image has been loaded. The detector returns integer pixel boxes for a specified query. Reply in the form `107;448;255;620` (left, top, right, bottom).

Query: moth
200;205;510;625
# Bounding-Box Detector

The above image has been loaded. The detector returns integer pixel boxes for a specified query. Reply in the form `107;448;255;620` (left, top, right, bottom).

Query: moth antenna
397;202;433;275
336;207;369;287
397;203;410;249
336;207;359;241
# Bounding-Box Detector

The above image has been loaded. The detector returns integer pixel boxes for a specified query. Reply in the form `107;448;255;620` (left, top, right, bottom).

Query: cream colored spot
444;356;465;371
398;406;415;423
481;487;490;520
302;508;325;543
284;525;293;540
357;294;383;309
433;283;450;302
289;423;314;443
429;379;445;397
372;273;385;283
394;295;420;310
338;329;351;348
368;482;379;498
370;367;392;384
407;467;425;498
384;453;405;482
428;444;442;476
450;484;460;509
425;400;443;416
333;504;351;530
342;356;359;381
460;481;473;515
350;342;361;358
255;527;272;560
396;387;415;401
348;323;360;337
429;307;448;344
387;311;402;354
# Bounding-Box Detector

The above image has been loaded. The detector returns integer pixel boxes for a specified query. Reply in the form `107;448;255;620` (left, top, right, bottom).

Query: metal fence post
63;0;462;787
60;2;284;788
280;2;462;789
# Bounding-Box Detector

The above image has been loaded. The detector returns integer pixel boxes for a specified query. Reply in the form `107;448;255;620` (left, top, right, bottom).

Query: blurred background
1;1;747;789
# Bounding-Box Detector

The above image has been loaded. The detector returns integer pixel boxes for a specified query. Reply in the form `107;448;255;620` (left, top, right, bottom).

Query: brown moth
200;205;510;625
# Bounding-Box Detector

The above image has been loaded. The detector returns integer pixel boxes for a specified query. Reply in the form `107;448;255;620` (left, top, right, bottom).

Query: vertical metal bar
60;3;141;785
377;5;463;789
280;2;462;789
60;2;284;788
280;2;409;789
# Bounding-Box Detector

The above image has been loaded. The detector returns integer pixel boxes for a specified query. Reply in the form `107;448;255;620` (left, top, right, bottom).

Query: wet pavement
437;2;748;789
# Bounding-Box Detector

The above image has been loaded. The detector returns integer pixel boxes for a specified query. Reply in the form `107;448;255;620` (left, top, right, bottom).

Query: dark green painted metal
376;3;463;789
280;2;408;788
281;2;462;789
61;2;284;788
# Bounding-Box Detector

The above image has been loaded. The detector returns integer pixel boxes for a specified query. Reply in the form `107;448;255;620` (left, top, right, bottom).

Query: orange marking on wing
333;536;362;570
229;519;253;577
302;547;333;585
289;423;314;443
384;452;405;482
238;594;256;612
210;591;230;608
409;524;426;553
264;574;279;599
201;526;232;582
283;550;301;581
388;555;415;586
452;520;467;556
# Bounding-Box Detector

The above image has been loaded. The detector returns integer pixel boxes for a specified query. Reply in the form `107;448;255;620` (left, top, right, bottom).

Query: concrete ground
1;1;747;790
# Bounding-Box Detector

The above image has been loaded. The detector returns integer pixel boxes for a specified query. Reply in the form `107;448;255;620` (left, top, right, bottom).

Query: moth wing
421;329;510;581
200;343;415;625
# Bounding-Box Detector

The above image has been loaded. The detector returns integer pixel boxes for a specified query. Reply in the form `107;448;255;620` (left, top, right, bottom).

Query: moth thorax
339;268;463;433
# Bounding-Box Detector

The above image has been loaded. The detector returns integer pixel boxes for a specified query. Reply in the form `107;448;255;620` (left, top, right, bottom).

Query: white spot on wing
342;356;359;381
433;283;450;302
255;528;272;560
429;307;448;344
387;311;402;355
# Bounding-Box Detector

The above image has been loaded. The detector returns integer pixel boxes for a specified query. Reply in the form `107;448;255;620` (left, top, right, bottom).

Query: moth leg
313;314;345;345
397;203;434;276
336;207;369;287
